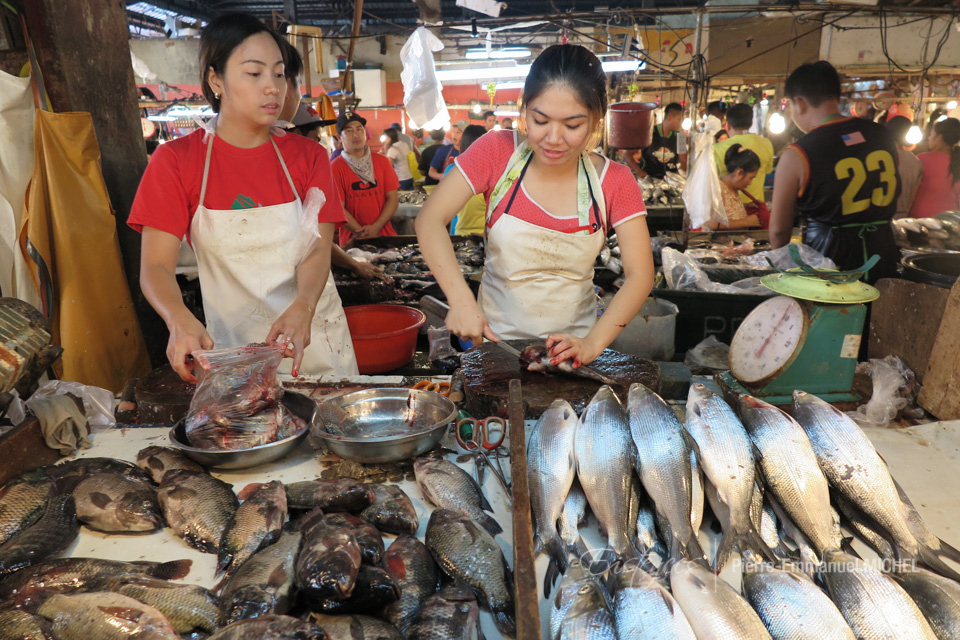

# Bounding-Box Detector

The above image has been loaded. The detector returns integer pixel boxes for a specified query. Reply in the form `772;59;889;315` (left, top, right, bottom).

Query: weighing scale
718;249;880;404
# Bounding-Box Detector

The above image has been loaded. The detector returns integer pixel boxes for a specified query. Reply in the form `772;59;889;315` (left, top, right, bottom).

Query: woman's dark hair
383;128;399;144
933;117;960;184
460;124;487;154
279;36;303;83
724;143;761;175
199;13;282;113
520;44;607;134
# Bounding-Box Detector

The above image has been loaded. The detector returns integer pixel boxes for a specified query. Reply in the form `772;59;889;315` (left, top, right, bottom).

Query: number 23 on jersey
833;150;897;216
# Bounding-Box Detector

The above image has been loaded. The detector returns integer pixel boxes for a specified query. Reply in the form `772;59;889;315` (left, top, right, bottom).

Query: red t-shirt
331;152;400;246
128;130;345;239
454;130;647;233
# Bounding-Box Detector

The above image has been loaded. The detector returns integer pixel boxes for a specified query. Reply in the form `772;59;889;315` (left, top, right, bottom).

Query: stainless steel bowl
312;388;457;463
168;391;316;470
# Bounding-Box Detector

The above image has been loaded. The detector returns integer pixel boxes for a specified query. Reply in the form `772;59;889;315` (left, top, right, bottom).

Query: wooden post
342;0;364;95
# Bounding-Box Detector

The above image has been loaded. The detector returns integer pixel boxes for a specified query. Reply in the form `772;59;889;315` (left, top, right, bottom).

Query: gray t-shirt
896;147;923;216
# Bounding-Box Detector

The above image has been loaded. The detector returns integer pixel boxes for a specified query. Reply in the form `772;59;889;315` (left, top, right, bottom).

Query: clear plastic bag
29;380;116;429
428;326;456;361
185;344;286;449
847;355;915;429
400;27;449;130
682;129;725;229
661;247;776;296
295;187;326;265
684;335;730;370
739;243;837;270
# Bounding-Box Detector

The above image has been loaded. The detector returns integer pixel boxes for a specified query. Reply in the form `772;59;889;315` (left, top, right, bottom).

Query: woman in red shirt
129;13;357;380
910;118;960;218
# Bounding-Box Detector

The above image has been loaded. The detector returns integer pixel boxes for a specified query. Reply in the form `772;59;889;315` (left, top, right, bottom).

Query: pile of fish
0;442;515;638
529;383;960;639
639;173;686;207
893;213;960;251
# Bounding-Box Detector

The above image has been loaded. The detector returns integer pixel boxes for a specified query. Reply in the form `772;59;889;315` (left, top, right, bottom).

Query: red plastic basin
345;304;427;374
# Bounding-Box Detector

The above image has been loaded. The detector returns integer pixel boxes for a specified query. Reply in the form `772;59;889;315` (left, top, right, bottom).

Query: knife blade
493;340;617;386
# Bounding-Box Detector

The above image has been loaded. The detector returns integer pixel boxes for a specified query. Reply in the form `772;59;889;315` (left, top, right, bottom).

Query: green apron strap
833;221;882;279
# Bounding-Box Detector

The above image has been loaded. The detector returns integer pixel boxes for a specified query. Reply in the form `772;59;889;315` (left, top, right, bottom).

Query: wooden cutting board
918;278;960;420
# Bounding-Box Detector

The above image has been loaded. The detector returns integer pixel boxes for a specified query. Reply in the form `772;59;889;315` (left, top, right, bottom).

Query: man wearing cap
291;103;337;141
332;113;400;246
428;120;467;182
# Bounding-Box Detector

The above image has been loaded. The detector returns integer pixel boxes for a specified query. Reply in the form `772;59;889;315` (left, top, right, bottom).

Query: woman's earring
214;92;221;100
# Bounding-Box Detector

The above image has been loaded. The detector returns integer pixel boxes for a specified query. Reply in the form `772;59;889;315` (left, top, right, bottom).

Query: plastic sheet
29;380;116;429
661;247;776;296
739;243;837;271
296;187;326;265
684;335;730;369
400;27;449;130
847;356;916;429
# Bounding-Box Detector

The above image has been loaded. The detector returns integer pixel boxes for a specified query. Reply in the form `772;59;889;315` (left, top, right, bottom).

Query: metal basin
312;388;457;463
168;391;316;470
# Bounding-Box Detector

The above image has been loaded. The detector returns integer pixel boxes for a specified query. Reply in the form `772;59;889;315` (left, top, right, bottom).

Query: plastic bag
684;335;730;370
29;380;116;429
739;243;837;271
661;247;776;296
400;27;450;130
682;129;725;229
428;326;456;361
846;356;915;429
185;344;285;449
294;187;326;266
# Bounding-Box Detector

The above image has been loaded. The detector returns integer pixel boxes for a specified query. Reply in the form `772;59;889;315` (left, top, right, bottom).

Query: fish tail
583;545;619;575
712;530;738;573
492;606;517;637
916;543;960;582
840;537;861;559
149;559;192;580
936;538;960;565
677;532;708;563
743;528;780;565
543;534;568;596
479;513;504;536
215;549;232;577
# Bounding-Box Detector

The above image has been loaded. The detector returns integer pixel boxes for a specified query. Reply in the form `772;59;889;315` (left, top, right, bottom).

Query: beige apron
190;135;358;376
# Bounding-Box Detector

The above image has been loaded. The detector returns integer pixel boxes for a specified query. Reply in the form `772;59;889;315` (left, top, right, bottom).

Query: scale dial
730;296;809;385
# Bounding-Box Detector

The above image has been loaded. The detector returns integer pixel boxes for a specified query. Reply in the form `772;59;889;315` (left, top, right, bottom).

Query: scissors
455;416;510;497
413;380;451;396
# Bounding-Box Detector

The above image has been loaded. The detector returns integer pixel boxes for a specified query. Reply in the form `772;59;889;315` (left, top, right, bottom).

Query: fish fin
916;543;960;583
681;532;708;564
713;530;737;573
492;608;517;637
215;548;232;576
533;533;543;557
479;512;503;536
750;441;764;463
149;559;192;580
477;489;495;513
543;534;568;596
680;428;702;462
936;537;960;565
744;528;780;565
840;537;861;559
236;482;263;501
586;546;619;575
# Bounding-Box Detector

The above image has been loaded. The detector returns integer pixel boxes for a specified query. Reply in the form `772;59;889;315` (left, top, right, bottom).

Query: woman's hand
167;311;214;383
545;333;602;367
266;299;314;376
446;300;499;346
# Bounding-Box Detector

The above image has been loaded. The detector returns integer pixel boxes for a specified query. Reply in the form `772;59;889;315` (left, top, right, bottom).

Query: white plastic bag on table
684;335;730;370
847;355;915;429
740;243;837;271
682;129;725;229
661;247;775;296
400;27;449;130
29;380;116;429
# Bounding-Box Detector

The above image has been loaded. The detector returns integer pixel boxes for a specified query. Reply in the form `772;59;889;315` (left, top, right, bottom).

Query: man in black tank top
770;61;900;283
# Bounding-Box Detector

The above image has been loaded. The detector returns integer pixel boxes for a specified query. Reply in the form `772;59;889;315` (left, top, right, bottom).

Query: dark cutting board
462;340;660;418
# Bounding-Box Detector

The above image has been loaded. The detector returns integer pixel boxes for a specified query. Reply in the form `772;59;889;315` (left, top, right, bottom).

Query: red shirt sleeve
128;142;191;238
292;136;345;224
454;130;514;196
374;153;401;192
603;160;648;229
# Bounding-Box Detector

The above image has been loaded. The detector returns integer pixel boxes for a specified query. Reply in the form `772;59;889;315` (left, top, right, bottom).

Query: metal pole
682;8;705;250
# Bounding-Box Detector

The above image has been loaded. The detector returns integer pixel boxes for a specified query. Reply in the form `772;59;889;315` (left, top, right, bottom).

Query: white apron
190;135;358;376
478;153;606;340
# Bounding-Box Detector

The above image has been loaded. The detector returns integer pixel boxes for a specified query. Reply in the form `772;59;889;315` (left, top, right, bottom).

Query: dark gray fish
285;479;375;512
73;472;162;532
48;457;152;483
324;512;384;565
136;445;205;484
891;567;960;640
424;508;515;637
158;469;238;554
832;490;896;560
99;575;219;635
358;484;419;535
218;481;287;577
296;509;363;602
379;534;439;635
0;469;53;547
37;591;179;640
309;613;402;640
414;458;502;536
0;491;78;577
207;614;326;640
406;584;481;640
0;609;50;640
310;565;400;615
219;530;301;626
521;344;612;384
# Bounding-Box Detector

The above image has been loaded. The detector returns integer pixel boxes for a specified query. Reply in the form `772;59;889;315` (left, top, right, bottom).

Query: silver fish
690;448;704;533
158;469;238;554
37;591;179;640
556;577;615;640
406;584;481;640
414;458;502;536
207;614;325;640
0;469;53;547
557;480;588;560
820;549;937;639
380;534;439;635
72;472;162;533
575;386;634;566
527;398;579;592
135;446;204;484
521;344;613;385
550;561;601;640
220;530;301;625
890;567;960;640
670;559;772;640
634;491;667;561
217;481;286;577
99;576;219;635
611;563;696;640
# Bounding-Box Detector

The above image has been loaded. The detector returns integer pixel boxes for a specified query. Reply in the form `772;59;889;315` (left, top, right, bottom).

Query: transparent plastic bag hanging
682;130;726;229
400;27;450;129
295;186;326;265
846;355;915;429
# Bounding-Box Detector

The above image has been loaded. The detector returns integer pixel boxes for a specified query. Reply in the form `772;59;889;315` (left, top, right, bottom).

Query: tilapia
0;490;78;577
37;591;179;640
220;530;301;625
793;390;960;579
136;445;205;484
742;556;854;639
611;563;696;640
414;458;502;535
358;484;419;535
406;584;481;640
0;609;50;640
309;613;403;640
207;614;325;640
575;386;634;567
296;509;362;602
670;559;772;639
380;534;439;635
310;564;400;614
49;457;152;483
158;469;238;554
890;567;960;640
557;480;588;559
739;394;842;558
520;344;612;384
72;472;162;532
424;508;515;636
324;512;384;565
0;469;52;547
285;478;375;512
527;398;579;591
100;575;219;635
628;383;703;562
685;383;771;571
218;480;286;576
820;549;937;639
556;576;615;640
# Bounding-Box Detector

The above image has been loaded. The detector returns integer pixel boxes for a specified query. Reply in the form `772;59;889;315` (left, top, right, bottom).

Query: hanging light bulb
768;112;786;134
681;117;692;131
473;103;482;114
948;100;958;111
906;125;924;145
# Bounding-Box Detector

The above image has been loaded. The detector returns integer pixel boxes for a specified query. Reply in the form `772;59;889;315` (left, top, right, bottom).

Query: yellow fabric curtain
19;110;151;392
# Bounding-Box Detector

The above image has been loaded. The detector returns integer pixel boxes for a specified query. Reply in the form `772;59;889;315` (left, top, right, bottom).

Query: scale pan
760;268;879;303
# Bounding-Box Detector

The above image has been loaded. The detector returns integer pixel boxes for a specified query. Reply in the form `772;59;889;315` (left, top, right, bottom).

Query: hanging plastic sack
400;27;450;130
682;129;725;229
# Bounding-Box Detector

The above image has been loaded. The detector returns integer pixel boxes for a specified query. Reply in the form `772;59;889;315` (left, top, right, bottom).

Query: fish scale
37;592;179;640
217;481;286;577
406;584;481;640
220;530;301;625
891;568;960;640
670;559;772;640
379;534;439;635
158;469;238;554
0;470;52;547
612;564;696;640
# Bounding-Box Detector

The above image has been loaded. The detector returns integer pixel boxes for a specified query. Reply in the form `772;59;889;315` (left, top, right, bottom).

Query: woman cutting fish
129;13;358;380
416;45;655;367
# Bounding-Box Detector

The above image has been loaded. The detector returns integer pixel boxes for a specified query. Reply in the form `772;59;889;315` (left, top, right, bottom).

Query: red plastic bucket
606;102;657;149
345;305;426;374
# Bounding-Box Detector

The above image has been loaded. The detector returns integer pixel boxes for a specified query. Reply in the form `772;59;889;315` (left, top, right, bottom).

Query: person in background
445;124;488;236
770;60;900;282
482;110;497;131
909;117;960;218
331;113;400;246
419;129;446;186
714;129;729;143
706;100;727;133
885;115;923;218
709;144;763;230
383;128;414;190
714;102;774;217
627;102;687;179
390;122;419;161
501;117;514;130
416;44;654;366
428;120;466;182
130;13;357;379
